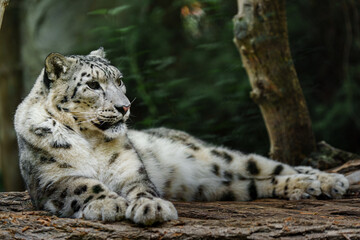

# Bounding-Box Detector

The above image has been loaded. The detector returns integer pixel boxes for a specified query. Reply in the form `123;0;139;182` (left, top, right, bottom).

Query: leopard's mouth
93;118;125;131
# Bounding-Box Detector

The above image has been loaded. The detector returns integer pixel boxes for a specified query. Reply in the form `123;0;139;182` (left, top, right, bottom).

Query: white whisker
130;97;136;106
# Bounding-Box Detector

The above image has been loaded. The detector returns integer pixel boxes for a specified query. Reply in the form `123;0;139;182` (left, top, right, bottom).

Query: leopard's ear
45;53;73;80
43;53;74;89
89;47;106;58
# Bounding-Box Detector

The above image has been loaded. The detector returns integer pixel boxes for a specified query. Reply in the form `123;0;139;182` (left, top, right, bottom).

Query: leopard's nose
115;105;130;115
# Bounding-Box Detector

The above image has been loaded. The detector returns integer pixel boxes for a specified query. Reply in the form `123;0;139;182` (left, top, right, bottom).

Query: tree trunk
0;0;24;191
233;0;316;165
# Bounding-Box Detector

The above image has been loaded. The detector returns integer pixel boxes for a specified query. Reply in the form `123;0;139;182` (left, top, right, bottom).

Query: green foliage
86;0;268;154
85;0;360;155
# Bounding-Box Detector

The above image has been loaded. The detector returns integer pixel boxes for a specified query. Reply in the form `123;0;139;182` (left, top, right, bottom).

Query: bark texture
0;0;24;191
0;189;359;240
302;141;360;170
0;162;359;239
233;0;316;165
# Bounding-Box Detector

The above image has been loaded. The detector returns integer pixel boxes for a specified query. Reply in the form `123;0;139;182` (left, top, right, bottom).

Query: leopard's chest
91;139;123;163
89;138;137;179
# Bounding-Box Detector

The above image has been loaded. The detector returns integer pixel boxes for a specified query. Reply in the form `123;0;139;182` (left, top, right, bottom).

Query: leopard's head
43;48;131;138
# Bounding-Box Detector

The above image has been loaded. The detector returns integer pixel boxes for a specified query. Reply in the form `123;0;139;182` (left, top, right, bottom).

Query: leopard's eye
86;81;101;90
115;77;123;87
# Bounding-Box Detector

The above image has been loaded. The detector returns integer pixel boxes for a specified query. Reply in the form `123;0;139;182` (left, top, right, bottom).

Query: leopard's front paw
317;173;349;198
287;175;322;200
276;174;321;200
82;195;128;222
126;197;178;225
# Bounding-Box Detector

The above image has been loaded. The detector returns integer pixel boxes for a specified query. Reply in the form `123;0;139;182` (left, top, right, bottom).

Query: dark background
0;0;359;191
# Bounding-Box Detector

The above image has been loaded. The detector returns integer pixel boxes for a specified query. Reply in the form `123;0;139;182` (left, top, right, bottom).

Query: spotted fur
15;48;349;225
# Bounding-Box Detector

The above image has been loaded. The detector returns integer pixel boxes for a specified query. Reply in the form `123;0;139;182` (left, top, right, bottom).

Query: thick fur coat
14;48;349;225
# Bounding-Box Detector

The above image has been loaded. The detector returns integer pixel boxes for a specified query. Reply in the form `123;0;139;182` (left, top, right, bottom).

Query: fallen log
1;160;359;239
0;187;359;240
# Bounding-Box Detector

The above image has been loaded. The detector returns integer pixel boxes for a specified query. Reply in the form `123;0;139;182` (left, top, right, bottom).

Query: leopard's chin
101;121;128;138
93;118;124;130
91;117;129;139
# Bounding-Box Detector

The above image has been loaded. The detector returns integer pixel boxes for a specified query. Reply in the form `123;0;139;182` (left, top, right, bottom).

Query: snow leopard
14;48;349;225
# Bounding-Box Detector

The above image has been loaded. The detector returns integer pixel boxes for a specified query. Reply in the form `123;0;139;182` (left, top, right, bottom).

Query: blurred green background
0;0;359;191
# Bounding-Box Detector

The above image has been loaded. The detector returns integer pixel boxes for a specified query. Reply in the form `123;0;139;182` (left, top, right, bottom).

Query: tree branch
0;0;9;30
